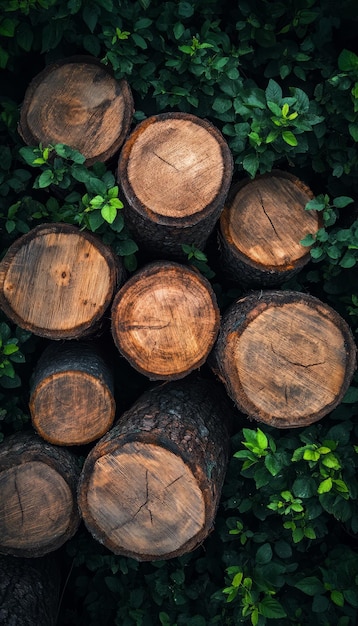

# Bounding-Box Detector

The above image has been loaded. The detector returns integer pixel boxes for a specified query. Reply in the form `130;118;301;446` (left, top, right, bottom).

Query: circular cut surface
27;63;127;159
223;176;318;266
111;266;219;377
30;372;115;445
0;461;72;550
126;118;224;218
2;232;112;333
87;441;205;557
233;303;346;421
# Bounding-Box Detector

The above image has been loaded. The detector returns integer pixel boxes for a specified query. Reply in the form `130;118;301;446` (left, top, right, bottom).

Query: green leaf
300;233;316;246
342;386;358;403
333;196;354;208
132;33;147;49
117;239;139;256
242;154;259;178
101;204;117;224
331;590;345;607
259;597;287;619
264;453;281;476
340;253;356;268
212;97;232;114
37;170;54;188
265;79;282;104
312;594;330;613
0;18;17;37
256;543;272;565
105;576;121;593
282;131;298;146
338;49;358;72
295;577;325;596
317;477;333;494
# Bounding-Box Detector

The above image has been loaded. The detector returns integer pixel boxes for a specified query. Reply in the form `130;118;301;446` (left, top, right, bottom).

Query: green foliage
1;1;358;625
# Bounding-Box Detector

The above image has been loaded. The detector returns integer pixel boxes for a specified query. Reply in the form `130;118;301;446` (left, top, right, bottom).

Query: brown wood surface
118;112;233;258
0;554;61;626
78;376;232;561
0;223;123;339
0;431;81;557
111;261;220;379
219;171;320;286
18;56;134;165
29;342;116;446
210;290;357;428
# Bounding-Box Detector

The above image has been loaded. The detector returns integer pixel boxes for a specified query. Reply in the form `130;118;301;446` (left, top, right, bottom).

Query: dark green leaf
256;543;272;565
259;597;286;618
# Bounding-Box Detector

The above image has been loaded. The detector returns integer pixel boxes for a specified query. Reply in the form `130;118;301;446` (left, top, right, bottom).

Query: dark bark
0;430;81;557
0;554;61;626
118;112;233;260
30;341;116;445
78;375;233;561
210;290;357;428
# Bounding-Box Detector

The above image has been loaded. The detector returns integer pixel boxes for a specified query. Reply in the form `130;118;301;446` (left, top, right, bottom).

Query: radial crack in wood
78;376;232;561
210;290;357;427
219;171;320;286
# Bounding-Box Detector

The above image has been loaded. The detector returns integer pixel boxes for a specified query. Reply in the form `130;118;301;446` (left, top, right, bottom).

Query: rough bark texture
111;261;220;380
18;55;134;165
29;341;116;446
218;171;320;287
0;430;81;557
118;112;233;259
78;376;233;561
0;222;124;339
0;554;61;626
210;290;357;428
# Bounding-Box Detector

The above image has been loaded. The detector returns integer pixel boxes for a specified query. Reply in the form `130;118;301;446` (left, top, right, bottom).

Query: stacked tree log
118;111;234;259
18;55;134;165
218;170;321;286
0;55;356;567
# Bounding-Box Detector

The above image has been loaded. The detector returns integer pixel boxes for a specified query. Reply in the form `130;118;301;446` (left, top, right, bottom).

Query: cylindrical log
0;554;61;626
210;290;357;428
78;376;232;561
18;55;134;165
29;341;116;446
0;222;124;339
0;430;81;557
118;112;234;259
111;261;220;380
218;171;320;287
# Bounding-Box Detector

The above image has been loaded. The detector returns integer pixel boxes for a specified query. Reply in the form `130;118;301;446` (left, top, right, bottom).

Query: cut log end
85;441;206;560
19;57;134;164
78;377;232;561
111;261;220;379
0;223;122;339
0;431;81;557
0;461;73;552
30;371;115;446
219;171;319;285
211;291;357;428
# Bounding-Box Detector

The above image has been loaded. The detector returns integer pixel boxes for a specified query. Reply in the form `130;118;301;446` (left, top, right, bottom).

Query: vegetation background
0;0;358;624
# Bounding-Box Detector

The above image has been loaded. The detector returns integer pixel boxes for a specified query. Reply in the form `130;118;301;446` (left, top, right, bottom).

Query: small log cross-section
210;290;357;428
0;431;81;557
29;342;116;446
78;376;232;561
118;112;233;258
111;261;220;380
0;223;123;340
0;554;61;626
18;55;134;165
218;171;320;287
